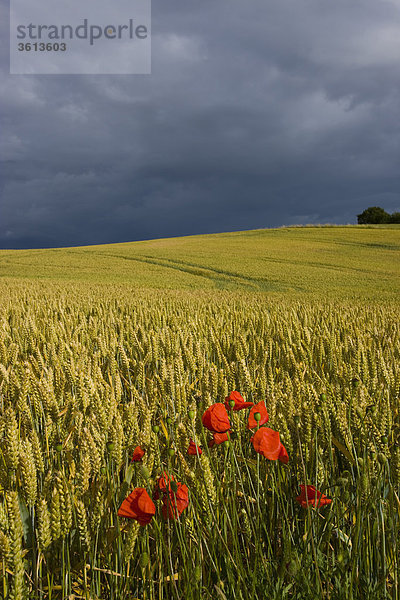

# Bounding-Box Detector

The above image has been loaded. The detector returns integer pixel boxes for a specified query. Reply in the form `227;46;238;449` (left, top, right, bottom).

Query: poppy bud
224;440;230;448
106;441;114;452
55;442;63;453
342;490;350;503
336;477;348;487
352;378;360;388
337;552;345;565
152;425;160;434
168;448;175;457
100;466;107;475
229;399;236;409
381;436;388;444
357;457;364;467
378;453;387;465
140;552;149;568
141;466;150;479
170;480;178;493
188;410;195;419
293;415;300;425
254;412;261;422
287;559;299;577
166;417;173;425
320;393;326;402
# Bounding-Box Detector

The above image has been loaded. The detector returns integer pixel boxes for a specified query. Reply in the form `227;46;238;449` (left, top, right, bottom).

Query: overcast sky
1;0;400;249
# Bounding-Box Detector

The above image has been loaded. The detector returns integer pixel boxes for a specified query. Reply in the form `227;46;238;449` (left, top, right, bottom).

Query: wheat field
1;225;399;297
0;226;399;599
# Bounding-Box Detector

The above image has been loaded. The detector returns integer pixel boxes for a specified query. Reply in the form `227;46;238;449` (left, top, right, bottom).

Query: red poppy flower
208;431;231;448
278;444;289;465
251;427;282;460
161;482;189;520
118;487;156;525
153;471;175;500
187;439;202;455
250;427;289;463
131;446;145;462
247;401;269;429
296;485;332;508
202;403;230;433
224;391;254;411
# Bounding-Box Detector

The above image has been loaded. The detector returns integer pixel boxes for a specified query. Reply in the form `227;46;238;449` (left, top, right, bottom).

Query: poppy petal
208;431;231;447
278;444;289;464
224;391;254;411
118;488;156;525
187;440;202;455
247;401;269;429
131;446;145;462
118;498;137;519
251;427;281;460
202;403;231;433
161;482;189;520
296;485;332;508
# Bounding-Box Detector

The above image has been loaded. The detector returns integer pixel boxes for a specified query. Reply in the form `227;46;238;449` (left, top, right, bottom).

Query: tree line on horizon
357;206;400;224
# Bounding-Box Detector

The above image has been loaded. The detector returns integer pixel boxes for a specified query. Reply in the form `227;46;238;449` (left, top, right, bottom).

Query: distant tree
390;212;400;224
357;206;390;224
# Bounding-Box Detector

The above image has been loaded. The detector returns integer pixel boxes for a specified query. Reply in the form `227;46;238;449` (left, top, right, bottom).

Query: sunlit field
0;226;399;599
1;225;399;297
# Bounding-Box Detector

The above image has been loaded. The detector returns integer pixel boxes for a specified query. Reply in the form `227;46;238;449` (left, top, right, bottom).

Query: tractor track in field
90;251;293;292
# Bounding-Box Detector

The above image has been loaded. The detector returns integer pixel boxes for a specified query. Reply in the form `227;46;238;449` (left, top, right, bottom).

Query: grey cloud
0;0;399;248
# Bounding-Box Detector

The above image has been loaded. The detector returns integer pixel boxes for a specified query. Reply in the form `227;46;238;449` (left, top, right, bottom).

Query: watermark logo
10;0;151;74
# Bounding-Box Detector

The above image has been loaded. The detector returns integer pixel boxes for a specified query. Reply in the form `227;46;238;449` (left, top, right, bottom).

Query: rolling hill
0;225;399;298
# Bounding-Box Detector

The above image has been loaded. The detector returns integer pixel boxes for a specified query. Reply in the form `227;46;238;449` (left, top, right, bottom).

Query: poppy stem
297;426;324;598
152;519;180;600
250;448;261;599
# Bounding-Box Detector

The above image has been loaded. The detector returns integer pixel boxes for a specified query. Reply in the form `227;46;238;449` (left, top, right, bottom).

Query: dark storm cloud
1;0;400;248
